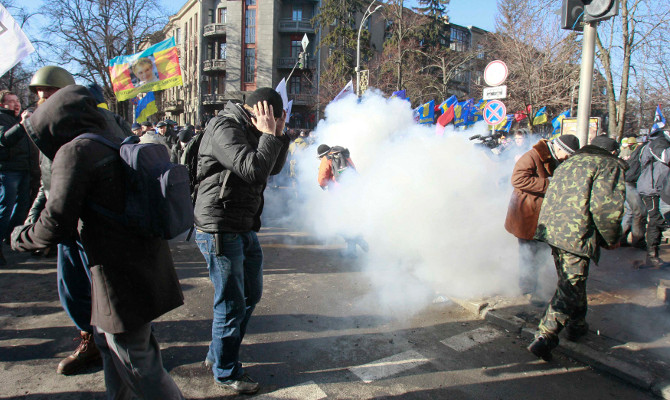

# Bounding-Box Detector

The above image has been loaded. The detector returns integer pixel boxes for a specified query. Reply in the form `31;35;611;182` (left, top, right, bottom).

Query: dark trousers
642;195;665;248
57;236;92;333
538;246;590;345
0;171;31;240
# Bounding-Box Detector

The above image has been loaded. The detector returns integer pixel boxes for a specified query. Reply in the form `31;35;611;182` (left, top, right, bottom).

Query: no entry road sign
483;100;507;126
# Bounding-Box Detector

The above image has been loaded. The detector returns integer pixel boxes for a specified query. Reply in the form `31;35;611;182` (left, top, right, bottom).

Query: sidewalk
453;243;670;399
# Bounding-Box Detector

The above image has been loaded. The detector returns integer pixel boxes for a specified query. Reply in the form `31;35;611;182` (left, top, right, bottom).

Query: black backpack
625;142;649;183
76;134;194;239
328;146;351;181
181;131;204;197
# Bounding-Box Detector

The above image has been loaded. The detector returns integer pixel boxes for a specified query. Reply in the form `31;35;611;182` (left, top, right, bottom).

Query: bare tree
595;0;670;138
41;0;165;115
482;0;583;129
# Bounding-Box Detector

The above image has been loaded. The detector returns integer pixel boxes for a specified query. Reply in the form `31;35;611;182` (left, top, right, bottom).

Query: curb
451;298;668;399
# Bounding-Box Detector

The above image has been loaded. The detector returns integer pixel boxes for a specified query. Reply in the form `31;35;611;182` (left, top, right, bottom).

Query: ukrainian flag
495;114;514;132
135;91;157;123
415;100;435;125
533;106;548;125
551;110;570;134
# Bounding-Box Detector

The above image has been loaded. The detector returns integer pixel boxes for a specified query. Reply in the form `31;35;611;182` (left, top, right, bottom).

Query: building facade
160;0;319;128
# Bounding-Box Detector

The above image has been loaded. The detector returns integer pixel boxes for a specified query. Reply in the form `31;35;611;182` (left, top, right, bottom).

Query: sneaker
203;358;213;369
527;335;554;362
215;373;260;394
565;322;589;342
57;331;101;375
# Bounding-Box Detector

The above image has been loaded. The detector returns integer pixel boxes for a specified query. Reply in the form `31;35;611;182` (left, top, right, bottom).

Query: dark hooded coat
13;85;183;334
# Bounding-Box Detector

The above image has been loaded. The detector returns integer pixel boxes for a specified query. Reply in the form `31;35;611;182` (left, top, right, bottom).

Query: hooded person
504;134;579;301
11;85;185;399
529;135;625;361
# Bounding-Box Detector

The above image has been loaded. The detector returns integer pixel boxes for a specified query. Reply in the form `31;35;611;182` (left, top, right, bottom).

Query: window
195;13;198;34
218;73;225;93
175;28;181;44
207;43;214;59
219;42;227;59
246;0;255;5
291;40;302;57
218;8;227;23
450;27;469;52
245;10;256;44
244;48;255;83
289;76;301;95
292;7;302;21
208;9;214;23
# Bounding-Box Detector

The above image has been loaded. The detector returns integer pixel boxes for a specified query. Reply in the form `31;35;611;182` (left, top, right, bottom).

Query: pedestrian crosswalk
440;326;503;352
348;350;431;383
255;380;327;400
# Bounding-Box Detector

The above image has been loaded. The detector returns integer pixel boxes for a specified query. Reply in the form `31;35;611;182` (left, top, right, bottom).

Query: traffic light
561;0;619;31
583;0;619;23
561;0;585;31
297;52;304;69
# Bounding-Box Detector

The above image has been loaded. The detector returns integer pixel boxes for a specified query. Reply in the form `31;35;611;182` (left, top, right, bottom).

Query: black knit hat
178;129;193;143
317;144;331;157
245;87;283;118
590;135;620;153
554;134;580;154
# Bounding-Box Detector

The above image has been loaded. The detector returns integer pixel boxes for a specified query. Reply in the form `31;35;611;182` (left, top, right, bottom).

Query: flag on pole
391;90;407;100
275;78;291;122
285;100;294;125
652;105;666;132
0;4;35;77
135;92;157;123
551;110;570;134
109;37;183;101
413;100;435;125
495;114;514;132
533;106;548;125
332;80;354;103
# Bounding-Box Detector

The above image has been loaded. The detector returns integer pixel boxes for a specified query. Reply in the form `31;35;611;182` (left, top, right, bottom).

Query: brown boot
57;331;101;375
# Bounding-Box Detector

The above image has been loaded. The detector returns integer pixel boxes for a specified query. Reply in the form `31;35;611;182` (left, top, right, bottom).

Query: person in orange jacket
317;144;356;190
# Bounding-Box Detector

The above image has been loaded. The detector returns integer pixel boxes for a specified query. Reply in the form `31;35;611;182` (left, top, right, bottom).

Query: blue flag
454;100;470;127
652;104;666;132
135;91;157;123
414;100;435;125
551;109;570;133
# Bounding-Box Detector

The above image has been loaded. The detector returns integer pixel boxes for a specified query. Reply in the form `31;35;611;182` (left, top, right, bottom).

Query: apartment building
160;0;319;128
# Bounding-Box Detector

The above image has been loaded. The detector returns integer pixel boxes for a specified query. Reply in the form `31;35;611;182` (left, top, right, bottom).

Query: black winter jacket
194;101;290;233
0;107;34;172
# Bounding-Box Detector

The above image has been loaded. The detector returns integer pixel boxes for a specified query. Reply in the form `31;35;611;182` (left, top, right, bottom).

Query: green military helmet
29;66;76;92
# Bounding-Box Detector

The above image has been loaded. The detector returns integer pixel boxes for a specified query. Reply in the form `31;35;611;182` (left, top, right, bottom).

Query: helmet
29;66;76;92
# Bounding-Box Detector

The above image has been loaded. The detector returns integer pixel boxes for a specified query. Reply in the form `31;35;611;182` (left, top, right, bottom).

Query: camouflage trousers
537;246;590;345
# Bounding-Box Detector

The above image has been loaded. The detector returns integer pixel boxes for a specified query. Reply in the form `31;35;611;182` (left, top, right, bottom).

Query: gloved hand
10;224;31;251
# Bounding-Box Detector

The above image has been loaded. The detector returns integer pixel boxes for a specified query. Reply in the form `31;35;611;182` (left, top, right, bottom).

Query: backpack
625;142;649;183
77;134;194;239
181;131;204;196
328;146;351;181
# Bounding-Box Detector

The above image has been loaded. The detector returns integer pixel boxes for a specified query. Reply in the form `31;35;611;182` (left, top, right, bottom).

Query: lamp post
356;1;382;97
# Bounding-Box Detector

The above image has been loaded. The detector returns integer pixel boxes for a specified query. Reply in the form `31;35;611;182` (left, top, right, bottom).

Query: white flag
275;78;289;112
332;80;354;103
0;4;35;77
285;99;293;124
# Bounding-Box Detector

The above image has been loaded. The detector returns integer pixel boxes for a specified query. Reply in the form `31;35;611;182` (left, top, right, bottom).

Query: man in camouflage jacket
529;136;626;361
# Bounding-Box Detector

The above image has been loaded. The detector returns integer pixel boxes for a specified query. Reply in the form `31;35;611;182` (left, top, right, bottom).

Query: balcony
163;99;184;113
202;94;227;105
203;23;226;37
277;57;313;70
203;59;227;72
278;18;315;33
288;93;315;106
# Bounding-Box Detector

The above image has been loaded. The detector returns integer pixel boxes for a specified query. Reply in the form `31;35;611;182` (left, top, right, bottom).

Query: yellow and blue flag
470;99;487;124
438;95;458;115
135;91;157;123
454;100;472;127
495;114;514;132
551;109;570;134
533;106;548;125
414;100;435;125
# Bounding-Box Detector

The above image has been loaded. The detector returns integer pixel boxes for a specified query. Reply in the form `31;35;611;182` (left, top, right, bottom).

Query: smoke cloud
270;89;554;315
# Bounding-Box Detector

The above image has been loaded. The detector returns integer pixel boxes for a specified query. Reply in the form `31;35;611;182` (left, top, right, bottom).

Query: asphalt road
0;222;655;399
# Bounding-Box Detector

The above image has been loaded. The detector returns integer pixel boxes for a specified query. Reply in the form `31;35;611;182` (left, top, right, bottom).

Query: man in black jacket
194;88;289;394
0;90;35;266
12;85;184;399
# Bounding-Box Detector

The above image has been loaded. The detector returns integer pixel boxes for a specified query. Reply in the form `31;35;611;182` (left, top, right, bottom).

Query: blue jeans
57;236;92;333
195;230;263;382
0;171;31;239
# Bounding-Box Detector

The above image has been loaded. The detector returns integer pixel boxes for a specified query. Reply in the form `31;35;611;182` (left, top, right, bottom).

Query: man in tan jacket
505;134;579;301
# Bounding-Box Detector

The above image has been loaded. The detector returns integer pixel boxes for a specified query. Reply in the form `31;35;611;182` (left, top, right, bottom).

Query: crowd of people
0;63;668;397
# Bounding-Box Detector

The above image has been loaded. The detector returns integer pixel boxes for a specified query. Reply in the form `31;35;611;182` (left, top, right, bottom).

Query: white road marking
254;381;327;400
348;350;430;383
441;326;503;352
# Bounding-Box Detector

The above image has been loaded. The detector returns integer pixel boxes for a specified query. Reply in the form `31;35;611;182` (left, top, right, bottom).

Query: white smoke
279;89;546;315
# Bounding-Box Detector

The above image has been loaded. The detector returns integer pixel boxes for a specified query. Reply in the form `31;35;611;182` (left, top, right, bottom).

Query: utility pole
575;21;597;147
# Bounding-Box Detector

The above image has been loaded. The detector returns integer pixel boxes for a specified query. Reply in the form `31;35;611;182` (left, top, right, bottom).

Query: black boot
0;246;6;266
645;246;664;269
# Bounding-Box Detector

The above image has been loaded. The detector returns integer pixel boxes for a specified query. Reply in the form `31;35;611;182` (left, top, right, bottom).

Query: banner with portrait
108;37;183;101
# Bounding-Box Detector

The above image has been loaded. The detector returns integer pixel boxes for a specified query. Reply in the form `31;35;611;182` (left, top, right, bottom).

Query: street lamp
356;0;382;97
